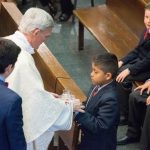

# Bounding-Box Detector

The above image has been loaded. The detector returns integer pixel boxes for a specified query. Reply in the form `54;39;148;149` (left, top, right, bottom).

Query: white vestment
5;31;73;143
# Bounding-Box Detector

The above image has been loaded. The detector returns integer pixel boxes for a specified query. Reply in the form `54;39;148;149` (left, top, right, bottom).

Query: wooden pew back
107;0;146;37
74;0;150;59
0;2;86;149
0;2;21;36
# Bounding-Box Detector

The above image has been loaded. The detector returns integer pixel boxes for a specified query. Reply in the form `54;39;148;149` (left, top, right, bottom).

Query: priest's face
30;27;52;49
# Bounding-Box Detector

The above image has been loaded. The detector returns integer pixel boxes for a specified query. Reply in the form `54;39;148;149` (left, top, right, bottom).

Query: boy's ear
105;72;112;80
5;64;13;73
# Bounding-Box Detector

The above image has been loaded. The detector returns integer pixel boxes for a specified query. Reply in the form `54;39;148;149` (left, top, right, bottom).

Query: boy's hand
116;68;130;82
134;80;150;95
73;100;85;113
74;105;85;113
146;96;150;105
118;61;123;68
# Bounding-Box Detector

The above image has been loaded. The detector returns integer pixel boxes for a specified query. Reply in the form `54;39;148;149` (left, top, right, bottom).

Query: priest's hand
51;92;61;98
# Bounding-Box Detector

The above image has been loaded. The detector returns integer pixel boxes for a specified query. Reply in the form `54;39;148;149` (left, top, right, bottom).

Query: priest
5;7;83;144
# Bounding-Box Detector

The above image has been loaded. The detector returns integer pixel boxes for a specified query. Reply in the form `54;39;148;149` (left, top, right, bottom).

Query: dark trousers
140;105;150;150
60;0;74;14
126;90;150;150
39;0;49;6
117;64;150;118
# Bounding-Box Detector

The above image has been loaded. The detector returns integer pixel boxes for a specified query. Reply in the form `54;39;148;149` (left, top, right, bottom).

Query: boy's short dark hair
0;38;21;73
92;53;118;78
145;3;150;10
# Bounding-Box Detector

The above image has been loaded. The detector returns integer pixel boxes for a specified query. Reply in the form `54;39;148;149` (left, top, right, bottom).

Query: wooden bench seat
74;5;138;59
73;0;150;59
0;2;86;150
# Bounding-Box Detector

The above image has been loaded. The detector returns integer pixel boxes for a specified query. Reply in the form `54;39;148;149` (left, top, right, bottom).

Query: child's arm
120;31;145;65
117;49;150;82
6;97;26;150
120;47;139;65
127;51;150;75
74;97;119;134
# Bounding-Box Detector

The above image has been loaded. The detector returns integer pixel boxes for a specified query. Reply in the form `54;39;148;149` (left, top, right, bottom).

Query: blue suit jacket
0;80;26;150
75;81;119;150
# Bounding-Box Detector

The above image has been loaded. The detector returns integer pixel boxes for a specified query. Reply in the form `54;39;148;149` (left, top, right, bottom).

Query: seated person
75;53;120;150
116;3;150;124
39;0;57;18
58;0;74;22
117;80;150;150
0;38;26;150
39;0;73;21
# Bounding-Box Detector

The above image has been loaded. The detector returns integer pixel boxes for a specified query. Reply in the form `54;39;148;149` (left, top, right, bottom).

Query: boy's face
90;63;111;85
144;9;150;29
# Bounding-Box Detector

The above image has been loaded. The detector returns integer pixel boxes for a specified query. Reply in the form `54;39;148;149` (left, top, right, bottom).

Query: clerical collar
14;31;35;54
0;75;5;82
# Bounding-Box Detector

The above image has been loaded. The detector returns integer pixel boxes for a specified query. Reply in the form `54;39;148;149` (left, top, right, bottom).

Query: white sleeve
48;102;73;132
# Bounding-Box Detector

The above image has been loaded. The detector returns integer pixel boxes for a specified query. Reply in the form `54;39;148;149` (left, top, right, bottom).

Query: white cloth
5;31;73;143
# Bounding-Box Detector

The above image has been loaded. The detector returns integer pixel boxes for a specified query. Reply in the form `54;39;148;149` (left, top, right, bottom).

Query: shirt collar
0;75;5;82
97;80;113;90
14;31;35;54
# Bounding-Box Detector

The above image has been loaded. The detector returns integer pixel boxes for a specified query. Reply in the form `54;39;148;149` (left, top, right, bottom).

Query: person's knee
146;105;150;115
129;91;140;104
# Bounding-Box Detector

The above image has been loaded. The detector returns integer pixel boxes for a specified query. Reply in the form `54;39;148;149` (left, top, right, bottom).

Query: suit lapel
86;90;103;110
139;29;150;45
140;37;150;45
86;81;115;111
86;82;114;110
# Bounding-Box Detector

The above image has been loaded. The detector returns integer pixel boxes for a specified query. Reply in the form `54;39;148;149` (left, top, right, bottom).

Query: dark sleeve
121;47;139;65
128;50;150;75
121;33;144;65
75;97;119;134
6;96;27;150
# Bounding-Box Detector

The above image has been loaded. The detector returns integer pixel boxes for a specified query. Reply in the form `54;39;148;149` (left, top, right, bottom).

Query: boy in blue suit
75;53;119;150
0;39;26;150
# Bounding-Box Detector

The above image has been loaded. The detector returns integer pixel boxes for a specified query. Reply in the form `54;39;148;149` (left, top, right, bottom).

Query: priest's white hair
18;7;54;32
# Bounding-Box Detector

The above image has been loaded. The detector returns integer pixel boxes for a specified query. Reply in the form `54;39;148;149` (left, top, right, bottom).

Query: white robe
5;31;73;143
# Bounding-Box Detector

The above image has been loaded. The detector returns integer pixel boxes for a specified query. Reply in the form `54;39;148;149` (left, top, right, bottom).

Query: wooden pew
0;2;86;150
0;0;16;4
74;0;150;59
